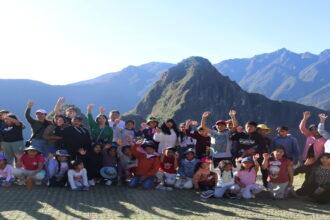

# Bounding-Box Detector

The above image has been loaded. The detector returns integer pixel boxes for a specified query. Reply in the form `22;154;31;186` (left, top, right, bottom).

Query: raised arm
201;111;211;132
54;97;65;116
299;111;311;137
229;110;238;129
25;100;36;124
261;153;270;170
86;104;98;129
318;114;330;139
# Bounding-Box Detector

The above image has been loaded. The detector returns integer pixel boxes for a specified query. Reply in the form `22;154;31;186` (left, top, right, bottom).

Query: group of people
0;97;329;205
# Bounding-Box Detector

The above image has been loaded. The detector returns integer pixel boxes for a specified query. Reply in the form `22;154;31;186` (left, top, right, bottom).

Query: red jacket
131;144;160;177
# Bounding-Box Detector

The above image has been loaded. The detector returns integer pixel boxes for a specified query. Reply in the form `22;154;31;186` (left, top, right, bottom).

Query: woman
87;104;113;146
43;115;68;155
154;119;179;154
0;113;25;165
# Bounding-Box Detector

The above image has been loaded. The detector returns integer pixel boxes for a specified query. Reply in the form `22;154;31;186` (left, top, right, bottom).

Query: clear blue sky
0;0;329;84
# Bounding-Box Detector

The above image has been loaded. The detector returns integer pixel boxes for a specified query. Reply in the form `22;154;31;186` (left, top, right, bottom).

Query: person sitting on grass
156;147;179;190
262;145;294;199
78;144;103;187
129;140;160;190
13;145;46;190
0;154;15;187
67;159;89;191
46;149;70;187
231;155;264;199
175;148;199;189
193;157;217;191
294;141;330;204
100;144;119;186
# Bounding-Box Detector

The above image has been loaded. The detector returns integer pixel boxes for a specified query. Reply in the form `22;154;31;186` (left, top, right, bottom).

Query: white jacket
153;129;178;154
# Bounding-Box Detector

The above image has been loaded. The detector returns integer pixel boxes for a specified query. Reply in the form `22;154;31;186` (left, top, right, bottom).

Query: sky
0;0;329;85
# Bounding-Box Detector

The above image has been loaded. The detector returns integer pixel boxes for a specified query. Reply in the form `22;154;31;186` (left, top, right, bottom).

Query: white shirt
153;129;178;154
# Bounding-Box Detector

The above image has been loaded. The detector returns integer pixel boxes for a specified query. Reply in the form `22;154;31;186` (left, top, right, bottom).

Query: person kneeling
128;141;160;190
13;145;46;190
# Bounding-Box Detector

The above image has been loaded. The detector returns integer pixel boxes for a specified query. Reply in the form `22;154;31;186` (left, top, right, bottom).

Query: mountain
0;62;173;138
127;57;328;142
214;48;330;110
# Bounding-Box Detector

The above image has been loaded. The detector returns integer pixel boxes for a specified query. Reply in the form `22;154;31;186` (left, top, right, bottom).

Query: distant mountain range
1;48;330;139
215;48;330;110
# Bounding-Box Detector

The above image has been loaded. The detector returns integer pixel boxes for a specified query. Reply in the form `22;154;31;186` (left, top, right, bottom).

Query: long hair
160;119;179;136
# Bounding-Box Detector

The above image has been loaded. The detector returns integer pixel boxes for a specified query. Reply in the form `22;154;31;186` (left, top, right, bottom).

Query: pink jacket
299;120;325;160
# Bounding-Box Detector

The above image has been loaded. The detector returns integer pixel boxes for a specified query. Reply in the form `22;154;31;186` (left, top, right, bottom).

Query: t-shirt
0;164;14;181
0;124;24;142
160;155;176;174
268;158;290;183
235;169;256;186
21;154;45;171
210;129;232;158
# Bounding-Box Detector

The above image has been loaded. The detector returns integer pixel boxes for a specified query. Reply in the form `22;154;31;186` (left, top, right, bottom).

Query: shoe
200;190;215;199
82;186;89;191
16;179;25;186
156;184;167;190
105;180;113;186
35;180;42;186
164;187;173;191
88;179;95;186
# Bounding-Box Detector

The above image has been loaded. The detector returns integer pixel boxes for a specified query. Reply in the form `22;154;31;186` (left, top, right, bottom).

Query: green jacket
87;113;113;144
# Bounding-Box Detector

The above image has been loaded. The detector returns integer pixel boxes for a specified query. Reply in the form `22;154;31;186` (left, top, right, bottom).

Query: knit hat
184;148;195;155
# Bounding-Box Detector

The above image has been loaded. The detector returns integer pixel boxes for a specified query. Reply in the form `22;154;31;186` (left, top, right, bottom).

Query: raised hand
27;100;34;108
99;106;106;114
319;113;328;123
191;120;198;126
303;111;311;120
87;104;94;113
57;97;65;105
202;111;211;119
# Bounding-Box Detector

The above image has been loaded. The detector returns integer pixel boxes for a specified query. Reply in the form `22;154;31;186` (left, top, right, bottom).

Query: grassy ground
0;175;329;220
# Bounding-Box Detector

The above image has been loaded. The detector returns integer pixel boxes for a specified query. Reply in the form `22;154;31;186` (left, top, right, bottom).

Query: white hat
35;109;47;114
324;140;330;154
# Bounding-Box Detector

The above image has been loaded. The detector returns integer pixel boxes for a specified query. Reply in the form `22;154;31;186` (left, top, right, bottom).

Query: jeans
129;176;156;189
13;168;46;181
100;167;118;180
31;139;48;156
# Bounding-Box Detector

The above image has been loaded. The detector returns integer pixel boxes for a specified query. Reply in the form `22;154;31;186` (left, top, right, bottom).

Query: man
108;110;125;144
25;100;51;154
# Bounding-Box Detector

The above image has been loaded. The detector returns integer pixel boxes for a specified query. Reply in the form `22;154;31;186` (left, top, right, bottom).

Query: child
46;149;70;187
120;120;137;146
193;157;217;190
100;145;119;186
128;140;160;189
175;148;198;189
117;144;137;185
201;160;236;199
67;159;89;191
185;120;211;159
232;155;264;199
78;144;103;186
262;146;293;199
0;154;14;187
156;147;178;190
13;145;46;190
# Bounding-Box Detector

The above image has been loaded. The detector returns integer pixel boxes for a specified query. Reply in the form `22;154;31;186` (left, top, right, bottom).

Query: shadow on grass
0;185;329;219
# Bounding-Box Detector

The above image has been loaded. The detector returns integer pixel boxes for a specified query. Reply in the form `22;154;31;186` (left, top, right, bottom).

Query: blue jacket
178;158;199;178
271;135;300;162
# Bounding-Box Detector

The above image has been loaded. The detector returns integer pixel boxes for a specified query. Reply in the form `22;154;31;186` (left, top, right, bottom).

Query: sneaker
16;179;25;186
35;180;42;186
105;180;113;186
88;179;95;186
164;186;173;191
201;190;215;199
82;186;89;191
